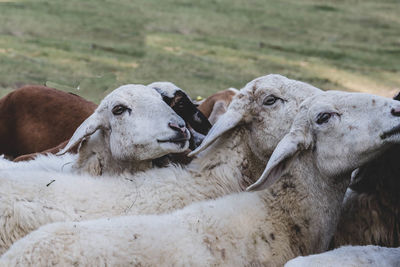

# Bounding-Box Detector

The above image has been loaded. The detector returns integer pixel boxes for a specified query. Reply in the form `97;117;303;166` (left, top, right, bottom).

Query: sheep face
248;91;400;191
59;85;190;161
349;92;400;193
242;75;322;161
191;74;321;160
307;92;400;178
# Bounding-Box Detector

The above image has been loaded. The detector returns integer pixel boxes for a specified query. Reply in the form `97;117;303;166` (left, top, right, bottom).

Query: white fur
3;91;400;266
285;245;400;267
0;75;321;254
0;153;76;172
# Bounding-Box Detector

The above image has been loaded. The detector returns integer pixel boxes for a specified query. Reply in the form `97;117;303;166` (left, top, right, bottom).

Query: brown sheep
197;88;238;124
0;85;97;159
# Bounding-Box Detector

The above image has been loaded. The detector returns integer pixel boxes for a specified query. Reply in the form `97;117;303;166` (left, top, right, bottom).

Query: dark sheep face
152;86;212;136
167;90;211;136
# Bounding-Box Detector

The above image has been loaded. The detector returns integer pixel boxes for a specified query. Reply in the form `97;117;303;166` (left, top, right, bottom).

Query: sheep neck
106;156;153;175
74;131;153;176
188;126;266;193
257;152;351;257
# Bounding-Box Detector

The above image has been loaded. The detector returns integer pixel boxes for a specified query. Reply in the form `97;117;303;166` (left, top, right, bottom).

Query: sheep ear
188;108;243;156
247;130;311;191
348;168;376;193
57;112;107;155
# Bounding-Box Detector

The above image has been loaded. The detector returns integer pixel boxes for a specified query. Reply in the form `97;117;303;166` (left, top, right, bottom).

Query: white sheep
0;74;321;254
0;84;191;175
284;245;400;267
3;90;400;266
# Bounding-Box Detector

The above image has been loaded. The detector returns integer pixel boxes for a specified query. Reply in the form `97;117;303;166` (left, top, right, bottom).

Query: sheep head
349;91;400;194
189;74;321;158
248;91;400;191
148;82;212;136
58;84;190;162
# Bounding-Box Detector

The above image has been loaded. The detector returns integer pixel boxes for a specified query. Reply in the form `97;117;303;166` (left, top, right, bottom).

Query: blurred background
0;0;399;103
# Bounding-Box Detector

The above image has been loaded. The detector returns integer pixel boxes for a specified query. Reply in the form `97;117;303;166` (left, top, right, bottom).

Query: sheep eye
176;100;185;109
316;112;332;125
263;95;279;106
112;105;128;115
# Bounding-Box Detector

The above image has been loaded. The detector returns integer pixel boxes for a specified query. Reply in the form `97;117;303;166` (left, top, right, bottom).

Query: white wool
0;153;76;172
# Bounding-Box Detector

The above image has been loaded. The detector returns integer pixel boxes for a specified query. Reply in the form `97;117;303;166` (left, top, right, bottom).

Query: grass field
0;0;399;102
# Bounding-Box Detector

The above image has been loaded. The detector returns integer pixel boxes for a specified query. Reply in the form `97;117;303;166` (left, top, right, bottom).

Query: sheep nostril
168;122;187;135
168;122;179;130
391;107;400;117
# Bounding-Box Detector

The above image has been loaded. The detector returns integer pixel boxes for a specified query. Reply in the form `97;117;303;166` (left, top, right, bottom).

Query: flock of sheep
0;74;399;266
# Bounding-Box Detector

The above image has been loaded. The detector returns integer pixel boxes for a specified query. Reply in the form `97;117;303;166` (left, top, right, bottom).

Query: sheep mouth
157;137;189;147
381;124;400;140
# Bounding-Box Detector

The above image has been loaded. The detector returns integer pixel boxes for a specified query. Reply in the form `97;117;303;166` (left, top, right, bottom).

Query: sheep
0;85;97;159
67;81;209;170
148;82;212;136
3;90;400;266
284;245;400;267
11;82;211;162
147;81;211;157
197;87;238;124
0;84;191;176
0;74;321;254
331;93;400;248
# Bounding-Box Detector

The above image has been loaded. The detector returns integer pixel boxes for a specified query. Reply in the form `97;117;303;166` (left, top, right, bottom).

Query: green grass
0;0;399;103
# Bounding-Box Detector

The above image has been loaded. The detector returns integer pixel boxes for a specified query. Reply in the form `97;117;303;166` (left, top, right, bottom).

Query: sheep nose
168;122;187;135
391;107;400;117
